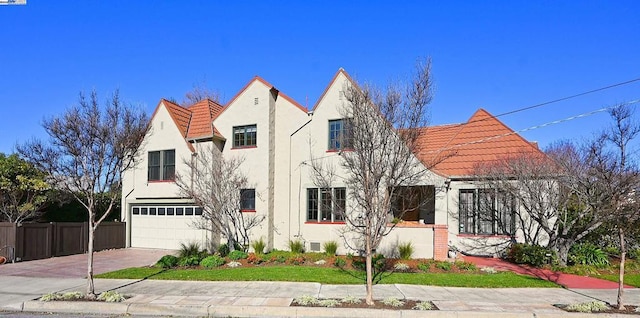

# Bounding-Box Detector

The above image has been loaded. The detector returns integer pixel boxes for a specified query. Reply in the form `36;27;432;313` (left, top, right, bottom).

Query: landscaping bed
96;247;558;288
291;295;437;311
555;302;640;315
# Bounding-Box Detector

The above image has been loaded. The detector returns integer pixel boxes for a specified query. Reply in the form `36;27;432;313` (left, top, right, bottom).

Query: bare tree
472;104;640;282
17;90;148;298
181;81;221;106
176;143;264;252
474;151;559;247
600;105;640;310
0;153;50;224
310;58;434;305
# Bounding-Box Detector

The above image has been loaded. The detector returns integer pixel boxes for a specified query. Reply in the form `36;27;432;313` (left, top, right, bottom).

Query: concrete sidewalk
3;277;639;317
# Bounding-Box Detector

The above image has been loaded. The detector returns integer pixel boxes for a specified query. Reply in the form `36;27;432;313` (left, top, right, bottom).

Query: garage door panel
131;205;208;250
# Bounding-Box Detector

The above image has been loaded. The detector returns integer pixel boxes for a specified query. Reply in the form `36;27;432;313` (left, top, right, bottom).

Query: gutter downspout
123;159;136;248
288;114;313;242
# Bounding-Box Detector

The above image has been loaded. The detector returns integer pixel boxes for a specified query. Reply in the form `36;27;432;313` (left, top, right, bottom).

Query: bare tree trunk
365;231;374;306
555;240;573;266
617;227;626;310
86;223;96;299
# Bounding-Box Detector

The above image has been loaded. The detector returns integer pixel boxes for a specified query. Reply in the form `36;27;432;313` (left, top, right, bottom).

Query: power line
433;77;640;152
426;99;640;154
492;77;640;119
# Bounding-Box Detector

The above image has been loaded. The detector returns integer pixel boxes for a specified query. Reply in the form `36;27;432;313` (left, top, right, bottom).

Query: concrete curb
5;301;631;318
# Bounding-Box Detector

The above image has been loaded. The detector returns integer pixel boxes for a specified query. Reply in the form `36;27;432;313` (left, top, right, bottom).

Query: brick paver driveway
0;248;173;278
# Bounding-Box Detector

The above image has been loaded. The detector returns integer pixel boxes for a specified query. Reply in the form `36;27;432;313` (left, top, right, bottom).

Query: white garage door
130;205;208;250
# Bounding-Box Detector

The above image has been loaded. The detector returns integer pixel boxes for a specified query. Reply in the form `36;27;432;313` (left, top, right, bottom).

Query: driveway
0;248;173;278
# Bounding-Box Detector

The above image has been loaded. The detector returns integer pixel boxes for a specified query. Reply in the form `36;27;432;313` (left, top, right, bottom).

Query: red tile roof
414;109;545;177
185;99;224;139
160;99;192;137
150;98;226;152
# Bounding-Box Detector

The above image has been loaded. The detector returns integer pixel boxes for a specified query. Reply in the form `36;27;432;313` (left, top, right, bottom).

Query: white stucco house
121;69;545;259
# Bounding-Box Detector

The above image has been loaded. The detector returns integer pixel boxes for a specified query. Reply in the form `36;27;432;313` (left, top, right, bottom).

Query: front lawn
554;259;640;287
96;265;557;288
596;274;640;287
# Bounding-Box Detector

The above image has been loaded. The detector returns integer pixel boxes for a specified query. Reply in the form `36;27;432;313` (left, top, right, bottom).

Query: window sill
231;146;257;150
304;221;346;225
390;222;440;228
148;180;175;183
458;234;512;238
240;209;256;213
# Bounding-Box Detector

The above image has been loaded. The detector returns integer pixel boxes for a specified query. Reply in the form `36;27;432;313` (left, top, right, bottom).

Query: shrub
352;254;387;272
218;244;230;257
97;291;126;302
568;243;609;267
40;292;62;302
288;255;306;265
435;261;452;271
480;267;497;274
41;292;84;302
200;255;225;268
318;299;340;307
228;250;249;260
565;301;609;313
251;237;266;254
155;255;178;269
397;242;414;260
417;262;430;272
341;295;360;304
247;253;263;264
178;255;201;267
506;243;555;267
179;242;205;258
382;297;404;307
559;264;600;276
454;261;477;271
293;295;318;306
413;301;434;310
323;241;338;256
393;262;410;271
628;248;640;260
603;246;620;257
333;257;346;268
289;240;305;254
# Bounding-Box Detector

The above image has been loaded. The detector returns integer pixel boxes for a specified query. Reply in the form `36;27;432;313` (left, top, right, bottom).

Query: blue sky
1;1;639;154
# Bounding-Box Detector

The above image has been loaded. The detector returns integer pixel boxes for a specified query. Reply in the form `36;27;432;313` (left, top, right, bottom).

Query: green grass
96;266;557;288
596;274;640;287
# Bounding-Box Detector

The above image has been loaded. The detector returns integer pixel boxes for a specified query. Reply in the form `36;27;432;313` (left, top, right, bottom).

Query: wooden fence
0;222;125;262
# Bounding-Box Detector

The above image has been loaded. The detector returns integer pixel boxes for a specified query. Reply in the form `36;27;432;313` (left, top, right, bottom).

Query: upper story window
240;188;256;211
307;187;346;223
328;119;352;151
233;125;257;148
459;189;515;235
148;149;175;181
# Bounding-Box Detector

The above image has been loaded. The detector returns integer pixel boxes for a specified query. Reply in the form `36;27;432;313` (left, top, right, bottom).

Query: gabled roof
160;99;192;137
185;99;224;139
311;68;355;112
414;109;545;177
221;76;307;117
149;98;226;152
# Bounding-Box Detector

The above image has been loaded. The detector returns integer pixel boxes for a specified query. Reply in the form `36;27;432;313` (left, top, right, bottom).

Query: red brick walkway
462;255;634;289
0;248;172;278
